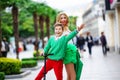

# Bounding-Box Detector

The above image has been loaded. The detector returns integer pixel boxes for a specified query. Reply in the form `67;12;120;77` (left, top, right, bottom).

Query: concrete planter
5;70;31;79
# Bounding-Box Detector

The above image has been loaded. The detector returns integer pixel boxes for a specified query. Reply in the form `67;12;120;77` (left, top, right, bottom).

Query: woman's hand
77;24;85;31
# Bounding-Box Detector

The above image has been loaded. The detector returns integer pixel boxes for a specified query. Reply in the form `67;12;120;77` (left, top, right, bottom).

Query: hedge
22;60;37;68
22;56;44;61
0;72;5;80
0;58;21;75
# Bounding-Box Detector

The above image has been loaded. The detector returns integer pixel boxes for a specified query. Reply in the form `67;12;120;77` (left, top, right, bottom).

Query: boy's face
55;26;63;37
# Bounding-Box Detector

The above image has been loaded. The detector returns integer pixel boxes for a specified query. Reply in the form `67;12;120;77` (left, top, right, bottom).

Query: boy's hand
77;24;85;31
40;51;44;56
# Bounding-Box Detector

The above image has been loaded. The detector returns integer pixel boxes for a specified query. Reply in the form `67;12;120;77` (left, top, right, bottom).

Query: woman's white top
63;30;75;44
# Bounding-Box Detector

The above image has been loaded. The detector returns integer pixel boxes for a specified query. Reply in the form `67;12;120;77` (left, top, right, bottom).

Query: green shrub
33;50;41;57
0;58;22;75
22;60;37;68
0;72;5;80
33;49;43;57
22;56;44;61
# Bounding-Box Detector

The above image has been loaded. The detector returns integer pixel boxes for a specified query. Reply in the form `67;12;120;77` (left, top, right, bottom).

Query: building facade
82;0;120;53
82;0;105;44
105;0;120;53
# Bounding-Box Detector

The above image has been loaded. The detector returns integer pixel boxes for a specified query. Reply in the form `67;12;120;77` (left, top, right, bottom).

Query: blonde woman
56;12;83;80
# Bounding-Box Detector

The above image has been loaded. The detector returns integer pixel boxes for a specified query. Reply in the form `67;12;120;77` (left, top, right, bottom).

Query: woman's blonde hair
56;12;69;25
56;12;69;31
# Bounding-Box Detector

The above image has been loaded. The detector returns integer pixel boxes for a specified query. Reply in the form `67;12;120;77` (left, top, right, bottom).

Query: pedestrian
35;22;84;80
1;37;10;57
76;34;86;57
23;40;27;51
100;32;108;55
86;32;93;56
56;12;83;80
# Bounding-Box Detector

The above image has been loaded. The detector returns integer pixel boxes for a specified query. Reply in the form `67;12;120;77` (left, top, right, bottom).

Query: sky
33;0;93;15
33;0;93;25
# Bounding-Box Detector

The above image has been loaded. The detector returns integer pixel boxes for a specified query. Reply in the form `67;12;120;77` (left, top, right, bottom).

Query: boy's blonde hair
54;22;64;30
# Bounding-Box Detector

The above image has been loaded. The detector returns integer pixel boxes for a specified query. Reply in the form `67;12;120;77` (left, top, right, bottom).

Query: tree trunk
0;9;2;57
45;16;50;39
12;5;19;59
39;15;44;48
33;12;39;56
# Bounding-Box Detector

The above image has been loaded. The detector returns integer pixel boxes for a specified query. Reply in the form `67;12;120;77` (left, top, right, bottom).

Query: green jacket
44;30;78;60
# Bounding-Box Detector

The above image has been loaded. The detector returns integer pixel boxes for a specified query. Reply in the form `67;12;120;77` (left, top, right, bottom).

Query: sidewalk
80;45;120;80
6;45;120;80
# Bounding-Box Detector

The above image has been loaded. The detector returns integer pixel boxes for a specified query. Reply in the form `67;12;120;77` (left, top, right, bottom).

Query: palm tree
11;1;30;59
0;0;30;59
0;10;2;57
36;3;46;48
45;16;50;39
11;4;19;59
33;12;39;53
44;7;58;39
25;2;57;54
37;3;58;48
26;1;43;56
39;15;44;48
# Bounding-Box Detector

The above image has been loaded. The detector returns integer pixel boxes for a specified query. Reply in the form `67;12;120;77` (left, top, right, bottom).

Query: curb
21;65;41;71
5;70;31;79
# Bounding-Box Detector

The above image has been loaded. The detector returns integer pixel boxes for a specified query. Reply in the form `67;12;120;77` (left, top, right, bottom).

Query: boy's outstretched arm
66;24;85;41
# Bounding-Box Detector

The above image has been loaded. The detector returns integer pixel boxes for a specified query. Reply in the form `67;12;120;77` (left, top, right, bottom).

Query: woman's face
59;14;68;26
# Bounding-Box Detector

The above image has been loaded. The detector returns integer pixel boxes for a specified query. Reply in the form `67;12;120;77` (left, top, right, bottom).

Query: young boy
35;22;84;80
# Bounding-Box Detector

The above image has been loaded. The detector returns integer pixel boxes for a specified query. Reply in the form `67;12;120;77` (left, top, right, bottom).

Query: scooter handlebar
43;53;54;57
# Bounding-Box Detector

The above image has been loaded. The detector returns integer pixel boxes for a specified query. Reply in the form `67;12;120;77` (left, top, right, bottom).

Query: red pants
35;59;63;80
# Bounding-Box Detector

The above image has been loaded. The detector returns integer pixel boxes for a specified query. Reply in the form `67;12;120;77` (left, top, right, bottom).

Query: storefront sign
110;0;113;4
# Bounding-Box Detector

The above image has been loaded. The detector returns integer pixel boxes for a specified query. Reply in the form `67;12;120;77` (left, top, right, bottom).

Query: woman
56;12;83;80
